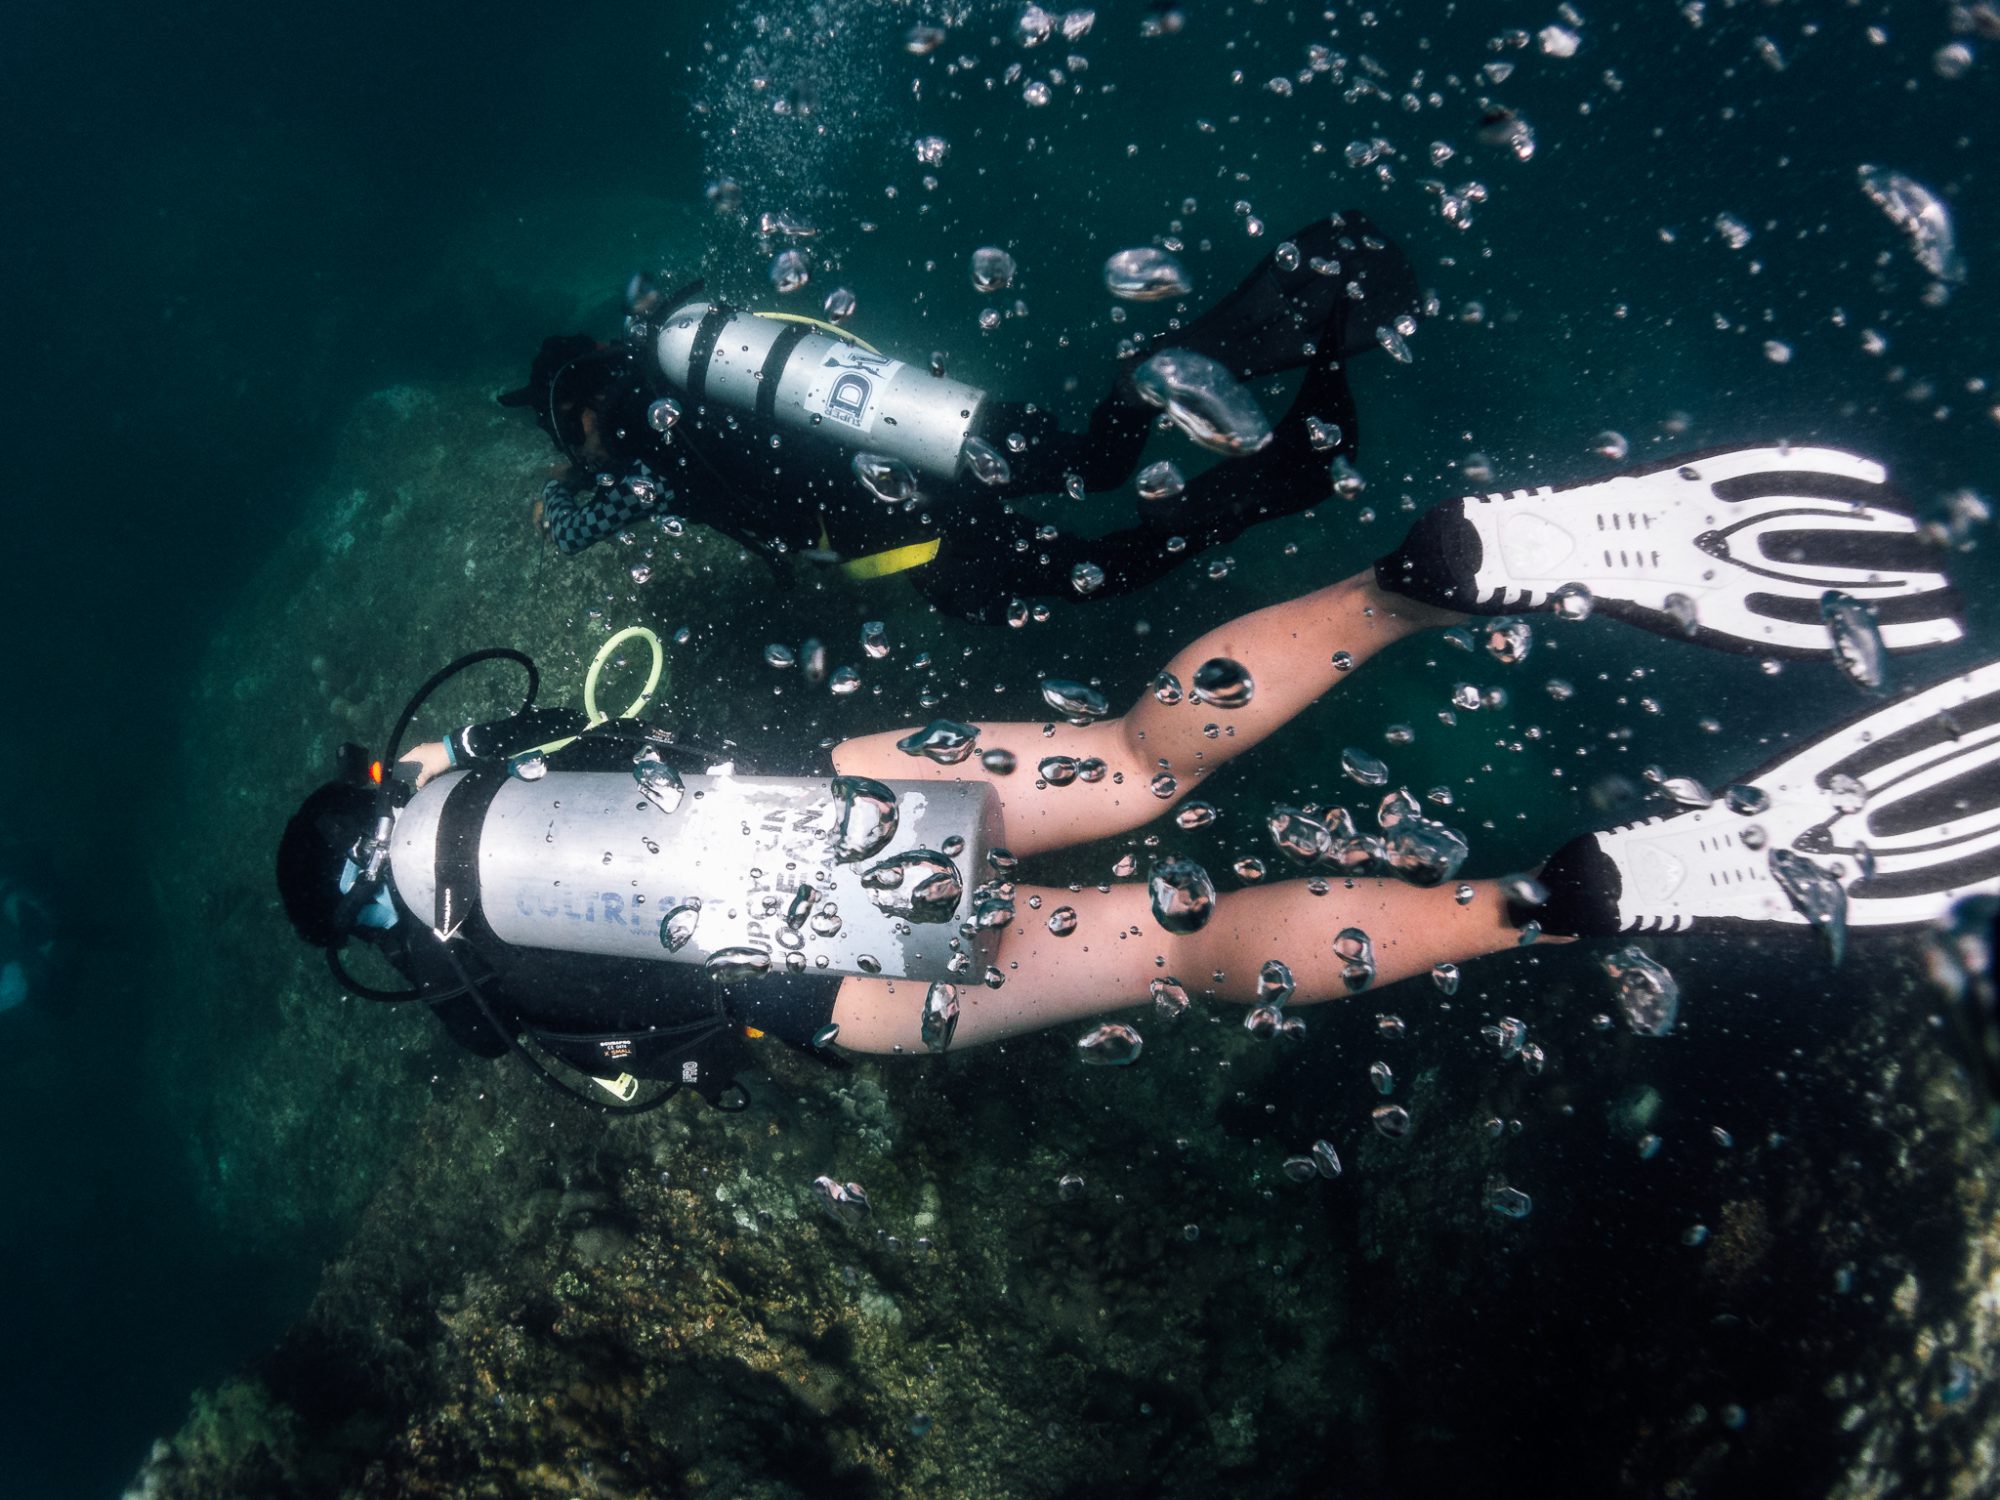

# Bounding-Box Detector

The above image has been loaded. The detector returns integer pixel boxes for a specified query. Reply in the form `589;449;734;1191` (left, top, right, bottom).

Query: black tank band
686;304;734;404
756;322;813;423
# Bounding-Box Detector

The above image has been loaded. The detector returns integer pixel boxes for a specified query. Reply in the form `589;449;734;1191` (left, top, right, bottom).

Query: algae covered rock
153;374;770;1248
131;876;2000;1500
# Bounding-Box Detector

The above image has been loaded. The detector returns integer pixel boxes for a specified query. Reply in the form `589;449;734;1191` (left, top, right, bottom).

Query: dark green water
3;2;1996;1493
2;6;697;1491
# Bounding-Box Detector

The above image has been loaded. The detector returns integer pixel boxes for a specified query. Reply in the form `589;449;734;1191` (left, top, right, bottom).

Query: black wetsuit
363;711;841;1101
537;213;1419;623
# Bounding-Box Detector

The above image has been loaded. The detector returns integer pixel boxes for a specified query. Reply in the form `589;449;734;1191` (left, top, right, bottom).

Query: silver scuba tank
652;303;987;481
390;768;1005;984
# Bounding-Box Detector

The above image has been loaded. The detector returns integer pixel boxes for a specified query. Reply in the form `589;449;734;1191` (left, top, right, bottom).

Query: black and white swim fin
1378;446;1963;656
1537;658;2000;938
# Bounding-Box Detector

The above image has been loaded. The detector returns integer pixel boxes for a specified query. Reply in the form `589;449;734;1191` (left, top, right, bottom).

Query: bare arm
831;568;1462;856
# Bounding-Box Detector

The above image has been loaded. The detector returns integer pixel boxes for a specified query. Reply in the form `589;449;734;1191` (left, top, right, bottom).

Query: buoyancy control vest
389;767;1006;984
652;303;987;481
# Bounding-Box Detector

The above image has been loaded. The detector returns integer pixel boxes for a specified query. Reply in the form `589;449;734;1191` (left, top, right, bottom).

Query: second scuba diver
279;444;1991;1108
498;213;1418;623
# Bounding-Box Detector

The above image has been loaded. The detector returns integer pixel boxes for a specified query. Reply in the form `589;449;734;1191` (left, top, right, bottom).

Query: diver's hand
397;741;453;789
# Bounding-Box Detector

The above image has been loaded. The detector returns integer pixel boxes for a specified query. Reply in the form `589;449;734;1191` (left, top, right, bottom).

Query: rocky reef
133;383;2000;1498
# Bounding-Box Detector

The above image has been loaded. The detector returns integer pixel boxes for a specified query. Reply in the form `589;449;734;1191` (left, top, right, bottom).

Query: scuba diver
498;212;1419;623
278;444;1992;1107
0;857;61;1021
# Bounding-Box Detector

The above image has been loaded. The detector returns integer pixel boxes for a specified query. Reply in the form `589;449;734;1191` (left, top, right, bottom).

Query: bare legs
823;568;1528;1055
832;569;1462;855
827;877;1526;1055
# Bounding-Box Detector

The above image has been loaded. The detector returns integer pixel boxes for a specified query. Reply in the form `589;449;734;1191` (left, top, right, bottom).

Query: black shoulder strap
433;768;506;945
658;277;706;319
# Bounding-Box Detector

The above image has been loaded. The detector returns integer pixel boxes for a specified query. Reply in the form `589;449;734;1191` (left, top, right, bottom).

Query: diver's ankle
1360;575;1465;631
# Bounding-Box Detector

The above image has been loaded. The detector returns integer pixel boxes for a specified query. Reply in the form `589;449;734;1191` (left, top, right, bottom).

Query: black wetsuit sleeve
907;352;1360;623
910;291;1374;624
447;707;592;766
907;504;1189;620
972;385;1156;496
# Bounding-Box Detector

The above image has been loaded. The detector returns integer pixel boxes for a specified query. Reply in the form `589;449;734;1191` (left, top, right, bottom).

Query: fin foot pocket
1530;834;1627;937
1374;502;1488;612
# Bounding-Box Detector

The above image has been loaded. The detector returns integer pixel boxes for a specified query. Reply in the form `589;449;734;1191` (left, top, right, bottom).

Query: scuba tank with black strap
652;301;987;481
390;764;1005;984
322;636;1007;1111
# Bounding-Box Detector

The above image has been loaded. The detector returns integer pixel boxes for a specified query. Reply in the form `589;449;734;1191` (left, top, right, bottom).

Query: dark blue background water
1;6;695;1491
3;2;1994;1492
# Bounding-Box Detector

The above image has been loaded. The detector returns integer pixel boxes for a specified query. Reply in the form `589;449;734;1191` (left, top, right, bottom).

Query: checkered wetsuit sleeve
543;478;650;555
